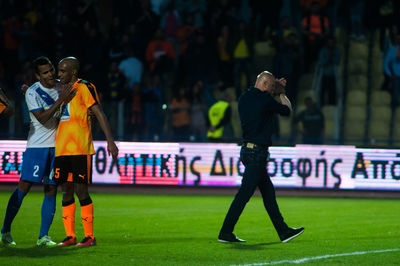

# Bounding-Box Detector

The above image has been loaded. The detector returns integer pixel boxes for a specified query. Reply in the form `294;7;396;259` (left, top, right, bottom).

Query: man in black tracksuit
218;71;304;243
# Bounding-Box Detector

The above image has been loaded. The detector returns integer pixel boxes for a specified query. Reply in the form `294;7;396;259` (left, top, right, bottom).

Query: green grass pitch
0;190;399;265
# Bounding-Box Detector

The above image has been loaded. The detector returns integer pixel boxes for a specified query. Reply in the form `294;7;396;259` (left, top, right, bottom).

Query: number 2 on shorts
33;165;39;177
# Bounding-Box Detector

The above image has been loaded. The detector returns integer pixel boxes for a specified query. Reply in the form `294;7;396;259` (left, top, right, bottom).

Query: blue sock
39;195;56;238
1;188;25;234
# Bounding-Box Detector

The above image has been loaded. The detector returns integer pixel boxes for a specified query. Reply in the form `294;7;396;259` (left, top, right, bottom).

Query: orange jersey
55;79;99;156
302;15;329;36
170;97;190;127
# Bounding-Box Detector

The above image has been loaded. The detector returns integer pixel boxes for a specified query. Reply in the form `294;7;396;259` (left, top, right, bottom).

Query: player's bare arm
89;104;119;160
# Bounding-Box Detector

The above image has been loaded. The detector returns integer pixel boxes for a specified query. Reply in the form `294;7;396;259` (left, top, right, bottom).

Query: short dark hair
33;56;52;74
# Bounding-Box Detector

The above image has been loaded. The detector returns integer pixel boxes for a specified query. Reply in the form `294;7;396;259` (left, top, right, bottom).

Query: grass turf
0;191;399;265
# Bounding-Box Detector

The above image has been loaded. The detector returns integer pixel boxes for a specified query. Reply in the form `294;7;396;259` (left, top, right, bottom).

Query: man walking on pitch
218;71;304;243
1;56;73;246
55;57;118;247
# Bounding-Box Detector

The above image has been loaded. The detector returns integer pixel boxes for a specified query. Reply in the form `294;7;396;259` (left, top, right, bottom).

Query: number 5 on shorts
54;168;60;179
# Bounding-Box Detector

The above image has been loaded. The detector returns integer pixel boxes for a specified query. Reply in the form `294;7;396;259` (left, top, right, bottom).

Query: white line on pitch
230;248;400;266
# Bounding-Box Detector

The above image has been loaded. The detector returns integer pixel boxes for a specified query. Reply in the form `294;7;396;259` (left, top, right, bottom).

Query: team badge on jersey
60;103;70;121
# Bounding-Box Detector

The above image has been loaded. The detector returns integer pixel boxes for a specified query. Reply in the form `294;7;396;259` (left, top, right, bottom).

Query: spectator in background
125;24;147;62
383;34;400;110
80;22;106;84
293;97;324;144
317;35;340;106
23;0;38;27
237;0;251;25
250;0;283;37
160;1;182;43
299;0;329;15
208;2;239;33
376;0;399;52
216;25;233;86
112;0;142;28
16;18;36;63
107;17;125;61
273;29;301;106
170;85;191;141
111;32;131;63
57;14;83;57
145;28;176;77
142;75;163;141
207;90;232;142
76;0;99;29
381;25;398;93
56;14;78;58
324;0;339;34
34;10;56;60
348;0;365;40
3;15;21;86
176;0;206;28
119;48;143;90
383;25;399;55
149;0;167;16
184;29;216;85
107;61;127;102
275;16;299;43
176;13;199;57
225;86;241;141
301;2;329;72
231;21;253;97
189;80;208;142
136;0;160;46
176;13;200;83
104;61;126;136
127;82;143;141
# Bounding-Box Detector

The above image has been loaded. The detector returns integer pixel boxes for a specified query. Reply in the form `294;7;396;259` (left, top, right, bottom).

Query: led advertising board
1;141;400;190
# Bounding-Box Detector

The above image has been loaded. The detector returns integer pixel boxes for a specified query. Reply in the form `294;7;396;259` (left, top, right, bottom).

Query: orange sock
81;203;94;238
62;202;76;238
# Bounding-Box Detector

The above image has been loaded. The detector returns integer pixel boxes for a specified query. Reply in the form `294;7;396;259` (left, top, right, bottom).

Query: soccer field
0;191;399;265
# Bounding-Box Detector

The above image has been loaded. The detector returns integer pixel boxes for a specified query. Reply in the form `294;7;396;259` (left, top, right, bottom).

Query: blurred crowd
0;0;399;143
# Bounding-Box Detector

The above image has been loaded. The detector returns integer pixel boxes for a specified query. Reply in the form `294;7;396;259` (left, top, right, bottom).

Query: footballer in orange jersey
55;79;98;157
54;57;118;247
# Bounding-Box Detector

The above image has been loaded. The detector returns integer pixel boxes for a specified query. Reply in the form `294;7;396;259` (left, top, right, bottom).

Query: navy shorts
20;147;56;185
53;155;93;184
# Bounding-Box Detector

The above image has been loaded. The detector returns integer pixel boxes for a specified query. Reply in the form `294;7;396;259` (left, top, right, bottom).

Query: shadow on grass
226;241;281;250
0;245;78;258
127;236;211;245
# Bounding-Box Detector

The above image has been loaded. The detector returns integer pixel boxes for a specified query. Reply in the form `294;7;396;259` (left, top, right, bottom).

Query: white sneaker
37;235;57;246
